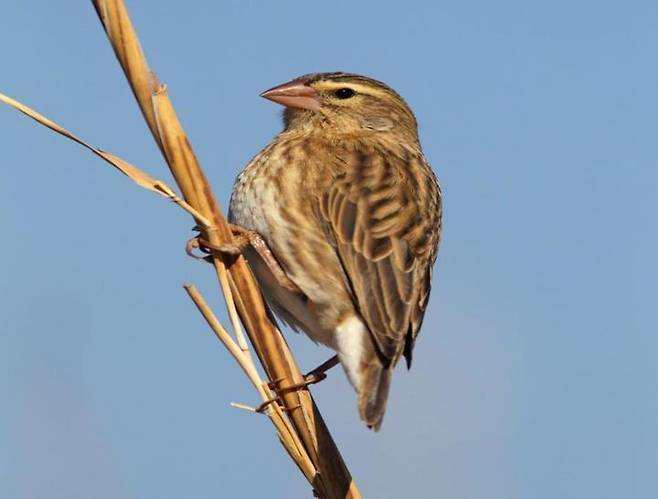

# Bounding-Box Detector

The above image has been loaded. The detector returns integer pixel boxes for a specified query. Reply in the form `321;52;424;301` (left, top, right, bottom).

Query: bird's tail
358;360;393;431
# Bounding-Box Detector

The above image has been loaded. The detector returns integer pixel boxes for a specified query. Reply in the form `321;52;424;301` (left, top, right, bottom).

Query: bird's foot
186;224;302;294
255;397;302;414
186;223;254;259
254;357;339;414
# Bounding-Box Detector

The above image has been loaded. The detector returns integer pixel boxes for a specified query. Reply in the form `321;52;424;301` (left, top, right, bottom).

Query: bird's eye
334;87;355;99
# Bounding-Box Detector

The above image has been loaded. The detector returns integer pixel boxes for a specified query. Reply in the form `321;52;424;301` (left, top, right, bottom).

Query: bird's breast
229;151;284;240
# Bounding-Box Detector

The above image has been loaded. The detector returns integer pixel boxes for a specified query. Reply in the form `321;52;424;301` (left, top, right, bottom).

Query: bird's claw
255;397;302;414
256;372;327;414
185;237;210;260
185;224;257;261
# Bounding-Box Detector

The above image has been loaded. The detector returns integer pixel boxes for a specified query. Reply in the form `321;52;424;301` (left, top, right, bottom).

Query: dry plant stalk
90;1;360;497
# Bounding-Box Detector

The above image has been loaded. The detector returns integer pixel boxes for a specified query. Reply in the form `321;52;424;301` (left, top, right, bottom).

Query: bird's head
260;72;418;140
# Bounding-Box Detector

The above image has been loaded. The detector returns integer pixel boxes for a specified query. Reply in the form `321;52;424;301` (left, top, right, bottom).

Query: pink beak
260;79;321;111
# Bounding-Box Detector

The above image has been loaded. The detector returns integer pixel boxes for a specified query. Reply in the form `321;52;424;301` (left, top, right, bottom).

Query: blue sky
1;1;656;498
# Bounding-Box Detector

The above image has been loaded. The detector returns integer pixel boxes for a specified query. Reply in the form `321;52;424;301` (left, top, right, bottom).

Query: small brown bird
228;72;442;430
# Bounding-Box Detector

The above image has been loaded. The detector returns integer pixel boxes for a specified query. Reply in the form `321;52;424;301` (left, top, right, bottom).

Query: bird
228;72;442;430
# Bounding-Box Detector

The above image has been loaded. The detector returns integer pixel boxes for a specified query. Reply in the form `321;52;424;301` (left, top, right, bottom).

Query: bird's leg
187;224;302;294
266;355;339;391
303;355;340;384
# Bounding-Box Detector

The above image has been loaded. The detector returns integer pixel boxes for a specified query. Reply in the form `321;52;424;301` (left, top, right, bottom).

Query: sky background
1;1;657;498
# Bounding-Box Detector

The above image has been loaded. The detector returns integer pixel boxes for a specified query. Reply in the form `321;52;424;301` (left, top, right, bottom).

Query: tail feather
333;315;394;430
358;362;393;431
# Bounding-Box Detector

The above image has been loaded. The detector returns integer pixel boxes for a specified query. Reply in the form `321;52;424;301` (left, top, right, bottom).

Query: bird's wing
320;146;441;366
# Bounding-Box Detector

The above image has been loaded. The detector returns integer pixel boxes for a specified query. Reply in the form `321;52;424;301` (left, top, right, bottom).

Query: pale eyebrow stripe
313;81;392;99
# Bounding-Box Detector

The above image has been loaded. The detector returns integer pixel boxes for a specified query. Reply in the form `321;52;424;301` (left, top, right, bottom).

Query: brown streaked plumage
229;72;442;430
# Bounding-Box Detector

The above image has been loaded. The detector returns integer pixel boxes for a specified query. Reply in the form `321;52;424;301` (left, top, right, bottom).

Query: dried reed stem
183;284;317;482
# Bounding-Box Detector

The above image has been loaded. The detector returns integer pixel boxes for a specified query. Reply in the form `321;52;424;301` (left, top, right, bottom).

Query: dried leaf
0;92;211;228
